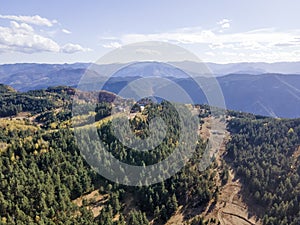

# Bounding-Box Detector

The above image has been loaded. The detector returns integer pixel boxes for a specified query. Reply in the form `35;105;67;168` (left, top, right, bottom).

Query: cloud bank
0;14;90;54
100;23;300;62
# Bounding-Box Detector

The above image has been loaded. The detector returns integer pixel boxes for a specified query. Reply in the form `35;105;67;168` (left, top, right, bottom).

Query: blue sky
1;0;300;63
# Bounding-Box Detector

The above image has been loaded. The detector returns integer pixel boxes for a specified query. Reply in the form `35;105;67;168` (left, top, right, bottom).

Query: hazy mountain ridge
1;61;300;84
0;62;299;118
206;61;300;75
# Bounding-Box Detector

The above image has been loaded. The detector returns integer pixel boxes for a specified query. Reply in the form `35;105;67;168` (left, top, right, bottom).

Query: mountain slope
0;86;299;224
218;74;300;118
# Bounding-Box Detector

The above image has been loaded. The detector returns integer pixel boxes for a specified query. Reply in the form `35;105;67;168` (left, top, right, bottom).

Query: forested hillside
226;114;300;225
0;86;217;224
0;85;299;224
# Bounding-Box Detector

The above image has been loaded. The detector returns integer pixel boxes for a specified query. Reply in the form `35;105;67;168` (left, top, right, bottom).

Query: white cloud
218;19;230;24
221;23;230;29
62;29;71;34
0;14;57;27
0;21;90;54
102;41;122;49
218;19;231;29
0;21;60;53
120;29;216;45
61;43;91;53
10;21;34;32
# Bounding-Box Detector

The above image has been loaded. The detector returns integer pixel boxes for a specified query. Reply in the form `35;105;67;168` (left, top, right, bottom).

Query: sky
1;0;300;64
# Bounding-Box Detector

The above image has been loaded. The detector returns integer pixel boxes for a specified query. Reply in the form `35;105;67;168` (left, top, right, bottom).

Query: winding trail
201;117;261;225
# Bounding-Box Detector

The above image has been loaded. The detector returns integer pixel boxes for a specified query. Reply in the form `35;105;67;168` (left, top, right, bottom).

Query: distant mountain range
185;61;300;76
0;62;299;118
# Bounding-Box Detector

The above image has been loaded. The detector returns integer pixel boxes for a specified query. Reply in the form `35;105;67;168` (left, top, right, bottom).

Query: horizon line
1;60;300;66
